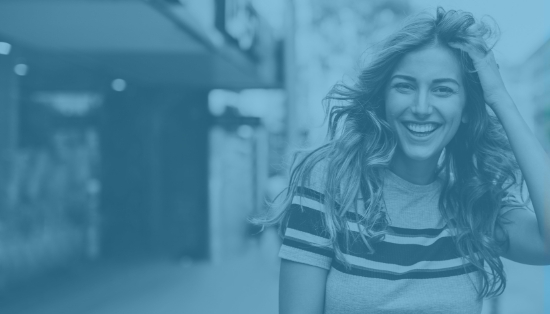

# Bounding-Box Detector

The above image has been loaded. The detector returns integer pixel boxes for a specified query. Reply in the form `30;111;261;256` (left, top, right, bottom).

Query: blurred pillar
101;87;210;259
209;111;267;262
284;0;298;151
153;90;210;259
0;49;18;212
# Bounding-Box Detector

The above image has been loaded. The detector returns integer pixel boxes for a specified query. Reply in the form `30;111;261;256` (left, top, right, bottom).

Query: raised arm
493;100;550;264
449;39;550;264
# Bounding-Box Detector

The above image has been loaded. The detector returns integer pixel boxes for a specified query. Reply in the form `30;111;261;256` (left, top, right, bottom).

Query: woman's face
384;44;467;164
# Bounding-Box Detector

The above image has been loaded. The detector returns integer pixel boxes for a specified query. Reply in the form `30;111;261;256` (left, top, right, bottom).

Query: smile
402;122;440;137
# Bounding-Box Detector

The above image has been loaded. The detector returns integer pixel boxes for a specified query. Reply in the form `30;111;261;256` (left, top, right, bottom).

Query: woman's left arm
449;41;550;265
492;97;550;264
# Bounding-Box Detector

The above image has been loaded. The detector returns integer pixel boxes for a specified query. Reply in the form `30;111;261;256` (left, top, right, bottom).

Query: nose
411;91;433;117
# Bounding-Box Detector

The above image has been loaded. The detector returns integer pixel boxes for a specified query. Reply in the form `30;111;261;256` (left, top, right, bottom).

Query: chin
401;147;441;162
405;153;433;162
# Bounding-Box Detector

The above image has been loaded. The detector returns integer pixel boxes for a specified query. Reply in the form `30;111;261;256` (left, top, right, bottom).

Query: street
0;243;279;314
0;236;547;314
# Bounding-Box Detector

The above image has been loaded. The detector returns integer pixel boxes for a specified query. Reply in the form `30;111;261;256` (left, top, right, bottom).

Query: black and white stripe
282;187;477;280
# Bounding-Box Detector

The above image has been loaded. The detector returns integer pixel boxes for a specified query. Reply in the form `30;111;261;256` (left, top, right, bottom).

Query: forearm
494;97;550;244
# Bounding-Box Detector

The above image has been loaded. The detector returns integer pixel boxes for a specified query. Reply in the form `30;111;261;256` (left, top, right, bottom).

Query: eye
432;86;457;97
393;83;414;93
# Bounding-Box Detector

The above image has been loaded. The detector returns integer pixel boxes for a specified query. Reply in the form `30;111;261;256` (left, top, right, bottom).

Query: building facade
0;0;282;287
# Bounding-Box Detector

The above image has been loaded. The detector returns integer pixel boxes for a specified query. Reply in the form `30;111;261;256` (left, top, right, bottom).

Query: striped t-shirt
279;165;485;314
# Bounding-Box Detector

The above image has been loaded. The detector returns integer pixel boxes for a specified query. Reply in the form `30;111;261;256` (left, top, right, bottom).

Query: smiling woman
253;6;550;314
385;44;467;182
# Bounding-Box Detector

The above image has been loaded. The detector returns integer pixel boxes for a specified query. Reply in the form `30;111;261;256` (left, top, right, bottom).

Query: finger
447;41;467;50
448;41;487;62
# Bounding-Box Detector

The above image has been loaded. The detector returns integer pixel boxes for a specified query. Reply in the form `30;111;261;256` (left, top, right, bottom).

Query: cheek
384;93;409;121
438;96;466;121
384;103;398;127
440;106;466;139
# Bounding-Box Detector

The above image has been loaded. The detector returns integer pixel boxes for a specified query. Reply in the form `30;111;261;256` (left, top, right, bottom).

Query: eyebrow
390;74;460;86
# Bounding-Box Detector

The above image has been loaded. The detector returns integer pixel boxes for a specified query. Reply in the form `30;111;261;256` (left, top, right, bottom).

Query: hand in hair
448;28;512;110
449;25;550;267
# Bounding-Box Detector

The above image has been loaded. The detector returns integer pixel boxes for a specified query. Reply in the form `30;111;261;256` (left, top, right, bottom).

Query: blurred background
0;0;548;313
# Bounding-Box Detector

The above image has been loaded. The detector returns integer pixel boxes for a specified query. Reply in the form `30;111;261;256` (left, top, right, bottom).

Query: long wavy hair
254;7;527;298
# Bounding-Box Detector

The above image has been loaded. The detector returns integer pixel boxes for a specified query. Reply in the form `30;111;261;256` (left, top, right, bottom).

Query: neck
389;150;441;185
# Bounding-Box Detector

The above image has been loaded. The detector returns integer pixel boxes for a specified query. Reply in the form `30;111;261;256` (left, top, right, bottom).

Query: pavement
0;242;280;314
0;234;547;314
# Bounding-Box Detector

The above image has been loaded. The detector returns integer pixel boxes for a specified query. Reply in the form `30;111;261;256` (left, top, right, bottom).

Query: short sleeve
278;162;334;270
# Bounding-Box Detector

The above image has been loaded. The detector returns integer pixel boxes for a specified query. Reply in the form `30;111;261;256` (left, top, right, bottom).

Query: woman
256;7;550;313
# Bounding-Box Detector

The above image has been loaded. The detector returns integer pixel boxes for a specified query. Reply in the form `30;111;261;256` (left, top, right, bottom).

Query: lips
402;122;440;137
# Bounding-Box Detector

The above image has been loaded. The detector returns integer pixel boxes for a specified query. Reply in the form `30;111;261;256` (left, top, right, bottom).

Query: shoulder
290;158;328;214
306;159;329;191
281;158;334;269
293;156;329;194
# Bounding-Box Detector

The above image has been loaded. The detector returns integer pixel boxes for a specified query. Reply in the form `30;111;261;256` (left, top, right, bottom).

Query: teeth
404;123;438;133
